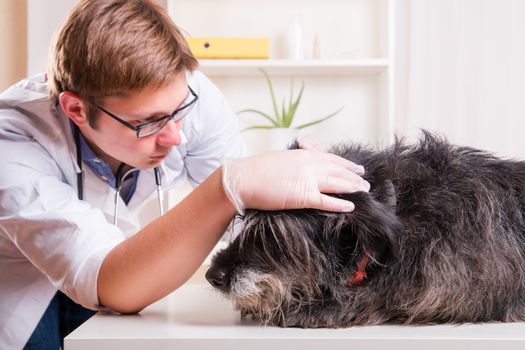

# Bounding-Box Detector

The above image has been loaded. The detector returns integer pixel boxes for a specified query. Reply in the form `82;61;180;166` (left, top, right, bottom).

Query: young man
0;0;368;348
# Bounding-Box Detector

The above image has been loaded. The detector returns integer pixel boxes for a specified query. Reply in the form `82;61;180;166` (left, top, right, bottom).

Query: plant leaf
280;98;288;127
242;125;278;132
289;76;294;109
259;68;280;123
284;82;304;127
295;106;344;129
237;109;279;127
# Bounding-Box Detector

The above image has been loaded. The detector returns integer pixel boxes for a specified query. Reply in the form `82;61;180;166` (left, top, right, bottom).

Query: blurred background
2;0;525;159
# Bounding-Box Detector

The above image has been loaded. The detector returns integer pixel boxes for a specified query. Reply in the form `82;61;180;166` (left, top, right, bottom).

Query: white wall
27;0;83;75
396;0;525;159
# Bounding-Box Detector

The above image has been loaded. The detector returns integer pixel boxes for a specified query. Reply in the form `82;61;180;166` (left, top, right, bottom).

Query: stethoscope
73;125;164;226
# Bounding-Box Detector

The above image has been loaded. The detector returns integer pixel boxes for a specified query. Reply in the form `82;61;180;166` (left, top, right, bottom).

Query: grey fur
206;132;525;328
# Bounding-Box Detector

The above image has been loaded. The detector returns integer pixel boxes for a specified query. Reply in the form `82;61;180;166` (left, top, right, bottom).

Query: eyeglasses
96;85;198;138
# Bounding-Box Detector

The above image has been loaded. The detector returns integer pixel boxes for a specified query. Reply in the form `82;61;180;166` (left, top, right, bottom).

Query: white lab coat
0;71;246;349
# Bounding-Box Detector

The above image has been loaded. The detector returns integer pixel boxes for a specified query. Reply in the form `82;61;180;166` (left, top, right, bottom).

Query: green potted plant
238;68;343;150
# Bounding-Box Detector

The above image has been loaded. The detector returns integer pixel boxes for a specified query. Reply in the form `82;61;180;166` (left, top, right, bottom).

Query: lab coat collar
0;75;80;187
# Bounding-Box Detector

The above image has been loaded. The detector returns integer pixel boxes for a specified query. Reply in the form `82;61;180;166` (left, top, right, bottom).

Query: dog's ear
342;190;402;263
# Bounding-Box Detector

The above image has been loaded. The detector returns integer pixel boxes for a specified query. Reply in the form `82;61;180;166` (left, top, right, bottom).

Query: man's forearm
97;167;236;313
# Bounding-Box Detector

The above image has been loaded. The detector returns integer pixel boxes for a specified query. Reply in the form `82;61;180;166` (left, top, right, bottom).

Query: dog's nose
205;266;229;291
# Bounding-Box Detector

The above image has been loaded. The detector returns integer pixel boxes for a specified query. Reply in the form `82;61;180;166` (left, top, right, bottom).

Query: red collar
347;254;369;286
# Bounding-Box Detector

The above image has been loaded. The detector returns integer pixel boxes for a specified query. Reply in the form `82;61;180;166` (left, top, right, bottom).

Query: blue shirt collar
77;131;118;188
70;121;139;204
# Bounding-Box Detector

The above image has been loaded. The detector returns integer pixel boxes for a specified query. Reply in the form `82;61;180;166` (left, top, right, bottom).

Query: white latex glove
222;149;369;214
297;135;329;152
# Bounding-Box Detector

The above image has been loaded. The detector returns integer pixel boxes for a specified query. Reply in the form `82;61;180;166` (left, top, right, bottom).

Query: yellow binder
186;37;269;59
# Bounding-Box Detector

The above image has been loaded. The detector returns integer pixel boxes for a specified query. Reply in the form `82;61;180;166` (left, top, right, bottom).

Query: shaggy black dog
206;132;525;328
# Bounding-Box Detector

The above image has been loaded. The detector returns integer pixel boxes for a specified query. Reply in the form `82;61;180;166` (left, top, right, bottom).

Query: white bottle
287;14;305;60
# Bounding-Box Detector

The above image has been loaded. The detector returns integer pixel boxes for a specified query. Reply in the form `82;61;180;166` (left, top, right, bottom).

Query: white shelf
169;0;396;147
197;59;389;76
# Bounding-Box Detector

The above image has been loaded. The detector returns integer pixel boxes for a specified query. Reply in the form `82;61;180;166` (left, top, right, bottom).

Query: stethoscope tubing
74;125;164;226
154;167;164;215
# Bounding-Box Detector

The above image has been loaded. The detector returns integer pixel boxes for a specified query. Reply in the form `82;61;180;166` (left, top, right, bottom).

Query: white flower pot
266;128;299;151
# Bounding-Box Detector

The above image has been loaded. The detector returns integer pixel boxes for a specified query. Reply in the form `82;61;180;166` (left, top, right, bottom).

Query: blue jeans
23;291;96;349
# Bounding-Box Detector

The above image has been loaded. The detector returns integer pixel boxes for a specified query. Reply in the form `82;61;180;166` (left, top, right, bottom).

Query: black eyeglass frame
96;85;198;138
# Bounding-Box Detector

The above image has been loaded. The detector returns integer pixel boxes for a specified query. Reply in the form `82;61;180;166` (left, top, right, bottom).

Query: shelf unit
196;59;389;76
168;0;396;154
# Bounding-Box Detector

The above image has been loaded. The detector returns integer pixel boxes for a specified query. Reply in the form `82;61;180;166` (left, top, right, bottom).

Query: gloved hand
297;135;328;152
222;149;369;214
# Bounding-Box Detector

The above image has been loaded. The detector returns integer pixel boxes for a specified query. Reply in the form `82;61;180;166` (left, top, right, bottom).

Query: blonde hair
48;0;197;123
